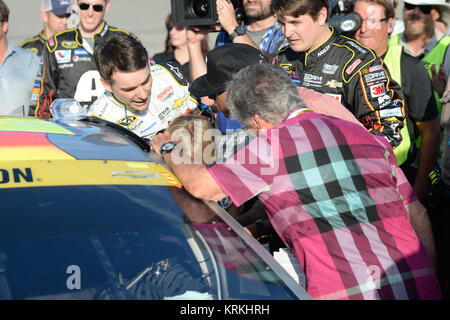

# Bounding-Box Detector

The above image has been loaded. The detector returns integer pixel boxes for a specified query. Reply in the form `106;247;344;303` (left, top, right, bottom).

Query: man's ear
41;11;48;24
100;77;112;92
387;17;395;34
104;0;111;14
318;7;329;26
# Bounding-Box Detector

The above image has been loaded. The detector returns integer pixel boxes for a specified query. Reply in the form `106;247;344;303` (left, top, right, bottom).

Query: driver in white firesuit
87;33;198;140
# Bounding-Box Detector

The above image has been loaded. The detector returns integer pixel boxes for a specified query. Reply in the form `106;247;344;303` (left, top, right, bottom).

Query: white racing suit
88;63;198;140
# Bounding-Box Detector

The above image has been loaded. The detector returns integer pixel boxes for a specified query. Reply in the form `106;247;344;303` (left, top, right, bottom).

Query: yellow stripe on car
0;160;182;189
0;117;74;135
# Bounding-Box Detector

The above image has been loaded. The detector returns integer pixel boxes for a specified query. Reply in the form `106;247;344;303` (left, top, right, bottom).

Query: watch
160;141;177;155
229;25;246;41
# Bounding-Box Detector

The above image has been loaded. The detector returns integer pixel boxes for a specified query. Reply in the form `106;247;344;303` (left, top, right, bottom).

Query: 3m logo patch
55;50;71;64
370;83;386;98
346;59;362;75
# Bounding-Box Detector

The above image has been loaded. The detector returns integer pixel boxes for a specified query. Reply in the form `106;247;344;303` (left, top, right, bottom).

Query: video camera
328;0;362;36
171;0;245;27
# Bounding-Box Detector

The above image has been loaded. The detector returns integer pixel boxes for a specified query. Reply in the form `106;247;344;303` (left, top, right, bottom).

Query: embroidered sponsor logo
317;44;331;57
364;71;386;84
74;49;89;56
365;64;383;74
326;80;343;88
379;107;403;118
62;41;78;49
280;64;293;74
346;40;367;54
72;55;79;63
117;116;138;127
157;86;173;101
326;93;342;103
378;94;391;108
166;62;184;79
303;74;323;88
55;50;71;64
345;58;362;75
322;63;339;75
370;83;386;98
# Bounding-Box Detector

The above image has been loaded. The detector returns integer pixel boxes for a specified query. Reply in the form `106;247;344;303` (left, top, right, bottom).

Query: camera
328;0;362;36
171;0;245;27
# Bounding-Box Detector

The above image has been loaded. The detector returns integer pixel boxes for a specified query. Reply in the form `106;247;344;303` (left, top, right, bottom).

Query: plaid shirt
208;112;441;300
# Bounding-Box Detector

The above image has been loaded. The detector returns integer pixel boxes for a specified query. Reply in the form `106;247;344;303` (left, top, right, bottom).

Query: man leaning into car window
151;64;442;300
87;32;198;141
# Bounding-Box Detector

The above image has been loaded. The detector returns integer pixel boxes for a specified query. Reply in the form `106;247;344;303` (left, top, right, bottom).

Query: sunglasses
404;3;432;15
79;3;104;12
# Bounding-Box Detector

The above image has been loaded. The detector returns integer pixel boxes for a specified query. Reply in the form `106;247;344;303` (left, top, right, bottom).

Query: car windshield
0;184;300;300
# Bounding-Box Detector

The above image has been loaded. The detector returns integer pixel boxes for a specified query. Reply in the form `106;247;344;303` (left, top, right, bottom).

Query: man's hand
216;0;239;35
186;26;219;45
150;131;173;157
431;63;448;97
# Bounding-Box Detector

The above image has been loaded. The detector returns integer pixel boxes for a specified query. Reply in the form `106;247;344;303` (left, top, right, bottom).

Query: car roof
0;116;181;189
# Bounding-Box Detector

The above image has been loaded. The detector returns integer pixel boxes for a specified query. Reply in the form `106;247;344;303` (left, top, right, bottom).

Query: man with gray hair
151;64;442;300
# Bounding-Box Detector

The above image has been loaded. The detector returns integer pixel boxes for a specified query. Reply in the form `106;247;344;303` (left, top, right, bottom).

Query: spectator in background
389;0;450;119
36;0;134;119
151;63;441;300
152;14;209;81
431;5;449;34
19;0;72;116
187;0;288;83
354;0;441;203
0;0;40;116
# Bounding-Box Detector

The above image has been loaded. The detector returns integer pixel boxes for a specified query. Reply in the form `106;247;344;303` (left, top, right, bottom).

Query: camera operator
187;0;287;82
215;0;287;55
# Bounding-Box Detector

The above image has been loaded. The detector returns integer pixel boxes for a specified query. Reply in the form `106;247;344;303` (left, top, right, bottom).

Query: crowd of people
1;0;449;300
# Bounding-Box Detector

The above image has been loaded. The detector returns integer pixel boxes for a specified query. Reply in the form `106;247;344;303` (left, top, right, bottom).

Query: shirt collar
400;27;443;58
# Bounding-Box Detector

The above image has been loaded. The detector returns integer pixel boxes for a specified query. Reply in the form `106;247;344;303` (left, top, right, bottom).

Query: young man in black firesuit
35;0;133;119
272;0;406;150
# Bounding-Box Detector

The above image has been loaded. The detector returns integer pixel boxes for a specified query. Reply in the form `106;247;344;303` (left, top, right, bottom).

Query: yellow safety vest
389;34;450;119
383;43;411;166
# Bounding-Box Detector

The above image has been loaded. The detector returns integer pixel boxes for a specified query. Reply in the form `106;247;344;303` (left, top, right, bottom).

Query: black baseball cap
190;43;269;97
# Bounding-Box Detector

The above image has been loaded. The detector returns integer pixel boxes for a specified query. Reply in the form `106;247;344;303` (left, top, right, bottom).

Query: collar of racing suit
75;21;110;46
303;26;338;67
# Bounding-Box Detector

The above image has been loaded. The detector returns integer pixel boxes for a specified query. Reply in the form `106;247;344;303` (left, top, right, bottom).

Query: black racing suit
19;30;47;116
275;28;406;148
36;22;133;119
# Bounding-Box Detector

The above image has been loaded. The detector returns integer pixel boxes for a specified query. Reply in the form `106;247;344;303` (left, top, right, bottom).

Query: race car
0;114;309;300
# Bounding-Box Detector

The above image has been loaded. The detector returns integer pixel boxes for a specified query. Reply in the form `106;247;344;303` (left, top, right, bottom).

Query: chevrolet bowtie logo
326;80;343;88
112;170;158;179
